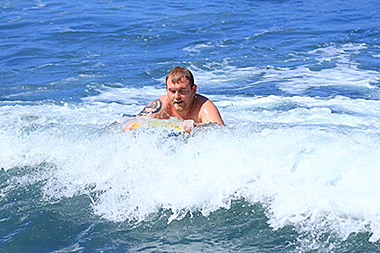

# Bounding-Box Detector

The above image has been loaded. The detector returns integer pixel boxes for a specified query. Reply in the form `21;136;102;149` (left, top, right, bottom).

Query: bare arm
123;98;164;131
138;98;163;117
199;100;225;126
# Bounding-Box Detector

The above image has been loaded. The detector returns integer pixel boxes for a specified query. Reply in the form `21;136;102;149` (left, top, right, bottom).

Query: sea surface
1;0;380;252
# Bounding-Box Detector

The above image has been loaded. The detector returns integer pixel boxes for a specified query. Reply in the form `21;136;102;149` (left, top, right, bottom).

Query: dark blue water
1;0;380;252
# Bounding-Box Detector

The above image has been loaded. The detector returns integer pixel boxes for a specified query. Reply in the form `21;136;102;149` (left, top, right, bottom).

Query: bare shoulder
138;95;168;117
195;94;216;110
197;95;225;125
138;99;162;116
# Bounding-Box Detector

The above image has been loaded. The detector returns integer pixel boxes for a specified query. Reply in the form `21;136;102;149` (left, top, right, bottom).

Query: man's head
166;66;195;89
166;67;197;112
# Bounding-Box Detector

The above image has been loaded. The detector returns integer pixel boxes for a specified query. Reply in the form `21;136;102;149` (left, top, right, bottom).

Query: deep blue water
1;0;380;252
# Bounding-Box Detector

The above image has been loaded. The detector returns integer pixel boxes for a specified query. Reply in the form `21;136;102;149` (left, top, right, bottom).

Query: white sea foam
82;86;166;105
83;43;379;110
1;95;380;243
274;43;379;94
2;42;380;241
184;43;379;96
183;43;213;53
219;95;380;131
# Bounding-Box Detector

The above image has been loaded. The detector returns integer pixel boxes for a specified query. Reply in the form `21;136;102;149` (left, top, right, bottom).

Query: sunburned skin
123;67;224;132
138;99;162;116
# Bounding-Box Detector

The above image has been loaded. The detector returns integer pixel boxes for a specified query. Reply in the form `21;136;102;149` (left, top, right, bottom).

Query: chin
172;103;185;111
174;106;184;111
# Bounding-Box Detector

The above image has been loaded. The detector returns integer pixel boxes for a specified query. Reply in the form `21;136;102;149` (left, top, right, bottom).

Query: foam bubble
81;43;379;110
184;43;379;96
1;94;380;243
218;95;380;131
82;86;166;105
183;43;213;53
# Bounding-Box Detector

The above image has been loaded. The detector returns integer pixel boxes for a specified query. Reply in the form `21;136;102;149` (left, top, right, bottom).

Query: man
124;66;224;131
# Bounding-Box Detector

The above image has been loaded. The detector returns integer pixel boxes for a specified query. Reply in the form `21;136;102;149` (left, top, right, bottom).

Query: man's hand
122;119;140;131
180;120;194;133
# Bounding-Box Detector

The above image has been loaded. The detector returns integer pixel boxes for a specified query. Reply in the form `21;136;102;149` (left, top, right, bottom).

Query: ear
192;84;197;96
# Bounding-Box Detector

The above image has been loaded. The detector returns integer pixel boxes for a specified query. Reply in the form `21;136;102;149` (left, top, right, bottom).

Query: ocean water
1;0;380;252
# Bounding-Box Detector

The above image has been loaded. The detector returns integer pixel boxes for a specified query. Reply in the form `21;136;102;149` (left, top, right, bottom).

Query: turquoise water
1;0;380;252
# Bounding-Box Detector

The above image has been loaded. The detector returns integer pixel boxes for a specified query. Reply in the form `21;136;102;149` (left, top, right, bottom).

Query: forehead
166;77;190;89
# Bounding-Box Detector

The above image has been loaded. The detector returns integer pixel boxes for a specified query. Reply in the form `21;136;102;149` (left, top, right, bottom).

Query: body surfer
123;66;224;132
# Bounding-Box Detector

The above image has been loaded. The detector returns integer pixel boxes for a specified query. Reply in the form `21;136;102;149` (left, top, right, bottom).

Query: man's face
166;77;196;112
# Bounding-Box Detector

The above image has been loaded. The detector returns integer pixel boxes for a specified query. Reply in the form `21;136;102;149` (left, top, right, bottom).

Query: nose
174;91;181;99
